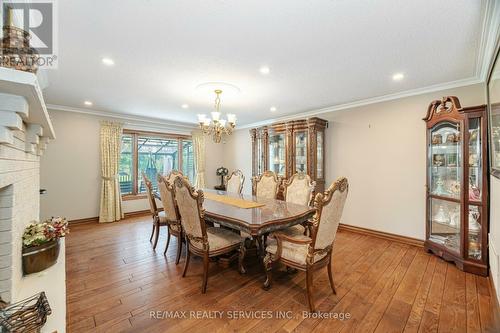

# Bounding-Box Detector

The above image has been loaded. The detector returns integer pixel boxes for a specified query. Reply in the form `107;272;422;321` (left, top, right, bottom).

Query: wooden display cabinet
250;117;327;193
424;96;489;276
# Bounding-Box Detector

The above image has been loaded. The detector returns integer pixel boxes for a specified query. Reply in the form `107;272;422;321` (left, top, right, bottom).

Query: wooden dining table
155;188;315;274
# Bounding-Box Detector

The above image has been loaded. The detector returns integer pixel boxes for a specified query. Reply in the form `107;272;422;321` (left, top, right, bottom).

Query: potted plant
22;217;69;275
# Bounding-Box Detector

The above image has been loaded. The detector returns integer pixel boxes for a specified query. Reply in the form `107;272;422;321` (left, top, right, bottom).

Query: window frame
121;129;192;200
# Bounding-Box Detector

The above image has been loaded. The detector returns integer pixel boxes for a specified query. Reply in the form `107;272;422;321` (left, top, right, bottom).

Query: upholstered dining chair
174;176;243;293
262;177;349;312
226;169;245;194
252;171;280;199
157;174;184;264
282;173;316;236
143;173;168;250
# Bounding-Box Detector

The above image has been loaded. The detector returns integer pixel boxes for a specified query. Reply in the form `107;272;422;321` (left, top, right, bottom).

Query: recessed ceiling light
392;73;404;81
102;57;115;66
84;101;93;106
181;104;189;109
270;106;277;112
259;66;270;75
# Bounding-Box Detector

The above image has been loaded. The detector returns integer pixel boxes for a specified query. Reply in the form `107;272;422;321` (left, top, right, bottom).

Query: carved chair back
309;177;348;251
252;171;279;199
157;174;180;222
142;172;159;216
174;176;207;245
283;172;316;207
167;170;184;185
226;169;245;194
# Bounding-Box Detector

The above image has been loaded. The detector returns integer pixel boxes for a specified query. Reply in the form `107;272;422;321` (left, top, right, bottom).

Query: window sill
122;194;147;201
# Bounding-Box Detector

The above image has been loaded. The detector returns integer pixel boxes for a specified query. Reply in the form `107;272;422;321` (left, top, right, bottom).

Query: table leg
238;240;247;274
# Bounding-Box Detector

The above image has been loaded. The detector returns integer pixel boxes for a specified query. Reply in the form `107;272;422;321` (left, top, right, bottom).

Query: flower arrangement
216;166;228;177
216;167;229;188
22;217;69;248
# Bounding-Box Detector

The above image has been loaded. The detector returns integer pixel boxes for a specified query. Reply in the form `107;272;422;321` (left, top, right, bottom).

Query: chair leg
328;257;337;295
306;268;315;312
201;252;209;294
149;223;155;242
182;244;191;277
164;228;171;256
152;223;160;250
175;235;182;265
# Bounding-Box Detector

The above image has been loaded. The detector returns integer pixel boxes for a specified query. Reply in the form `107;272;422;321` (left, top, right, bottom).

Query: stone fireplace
0;68;64;332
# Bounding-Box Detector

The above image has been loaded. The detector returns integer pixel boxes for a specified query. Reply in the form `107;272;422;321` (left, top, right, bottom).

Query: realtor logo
1;0;58;69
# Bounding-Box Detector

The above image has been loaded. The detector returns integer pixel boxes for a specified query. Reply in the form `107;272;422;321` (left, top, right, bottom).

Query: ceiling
44;0;490;127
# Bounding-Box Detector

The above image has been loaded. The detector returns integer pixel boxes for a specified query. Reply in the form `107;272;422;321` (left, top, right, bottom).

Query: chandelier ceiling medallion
197;89;236;143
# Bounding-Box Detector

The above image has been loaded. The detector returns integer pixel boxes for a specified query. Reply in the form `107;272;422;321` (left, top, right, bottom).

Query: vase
22;239;60;275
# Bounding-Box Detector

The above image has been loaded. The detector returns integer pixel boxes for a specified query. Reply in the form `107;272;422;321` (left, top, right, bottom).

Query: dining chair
282;172;316;236
174;176;244;293
262;177;349;312
142;173;168;250
157;174;184;264
226;169;245;194
252;171;280;199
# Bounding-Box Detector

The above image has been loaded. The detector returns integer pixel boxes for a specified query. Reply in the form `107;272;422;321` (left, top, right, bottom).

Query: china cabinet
250;117;327;193
424;96;488;276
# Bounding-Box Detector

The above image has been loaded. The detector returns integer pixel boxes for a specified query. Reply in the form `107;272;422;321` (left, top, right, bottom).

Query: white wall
490;176;500;303
40;110;224;221
224;84;485;240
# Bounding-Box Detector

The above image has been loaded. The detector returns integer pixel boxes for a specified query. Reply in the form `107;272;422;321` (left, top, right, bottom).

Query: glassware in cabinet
428;197;461;254
268;133;285;176
468;205;482;260
295;131;307;172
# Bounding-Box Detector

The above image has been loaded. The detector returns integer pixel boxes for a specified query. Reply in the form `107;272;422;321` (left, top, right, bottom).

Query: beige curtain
99;121;124;222
192;131;206;189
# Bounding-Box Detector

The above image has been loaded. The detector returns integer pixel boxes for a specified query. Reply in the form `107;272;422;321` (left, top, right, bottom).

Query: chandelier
197;89;236;143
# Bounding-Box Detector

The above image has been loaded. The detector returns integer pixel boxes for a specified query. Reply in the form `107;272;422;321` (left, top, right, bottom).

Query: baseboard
69;210;151;224
68;216;98;225
489;269;500;314
124;210;150;218
339;223;424;248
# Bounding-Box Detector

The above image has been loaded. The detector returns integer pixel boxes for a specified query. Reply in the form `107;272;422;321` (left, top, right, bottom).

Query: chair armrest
271;232;312;245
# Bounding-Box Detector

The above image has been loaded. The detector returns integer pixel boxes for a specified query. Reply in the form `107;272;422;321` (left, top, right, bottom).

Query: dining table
155;188;315;274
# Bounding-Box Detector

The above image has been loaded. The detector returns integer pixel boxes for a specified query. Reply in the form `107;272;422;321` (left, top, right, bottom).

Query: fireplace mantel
0;67;55;155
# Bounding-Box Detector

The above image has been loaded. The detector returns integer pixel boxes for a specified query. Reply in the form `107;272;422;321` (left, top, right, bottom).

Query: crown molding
46;103;197;135
237;76;483;129
476;0;500;80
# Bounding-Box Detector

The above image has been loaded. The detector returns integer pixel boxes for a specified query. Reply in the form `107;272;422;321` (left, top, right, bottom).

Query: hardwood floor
66;216;500;333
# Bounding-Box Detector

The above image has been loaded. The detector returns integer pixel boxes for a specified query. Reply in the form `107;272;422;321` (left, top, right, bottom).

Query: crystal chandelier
197;89;236;143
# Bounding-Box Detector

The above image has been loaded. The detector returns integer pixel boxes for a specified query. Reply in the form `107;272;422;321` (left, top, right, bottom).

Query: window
119;130;195;197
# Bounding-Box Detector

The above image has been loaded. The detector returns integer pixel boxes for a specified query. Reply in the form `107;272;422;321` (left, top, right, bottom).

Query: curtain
99;121;124;222
192;131;206;189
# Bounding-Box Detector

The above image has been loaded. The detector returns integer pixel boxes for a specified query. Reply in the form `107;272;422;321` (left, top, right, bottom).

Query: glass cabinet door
429;122;461;199
295;131;307;173
317;131;324;179
428;122;462;255
268;133;285;176
468;118;482;202
467;117;483;261
256;135;264;175
468;205;482;260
